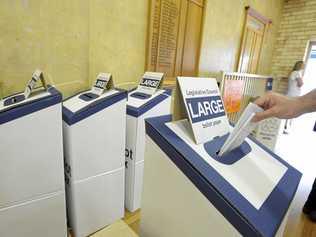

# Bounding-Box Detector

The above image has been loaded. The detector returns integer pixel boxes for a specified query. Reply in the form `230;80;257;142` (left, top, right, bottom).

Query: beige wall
0;0;289;99
0;1;90;98
89;0;148;90
199;0;284;78
0;0;148;98
272;0;316;78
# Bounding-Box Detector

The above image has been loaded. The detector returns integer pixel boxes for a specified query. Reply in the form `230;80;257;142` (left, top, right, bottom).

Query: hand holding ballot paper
218;103;264;156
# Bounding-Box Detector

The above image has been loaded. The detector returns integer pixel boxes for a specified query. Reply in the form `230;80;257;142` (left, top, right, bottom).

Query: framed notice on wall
146;0;204;81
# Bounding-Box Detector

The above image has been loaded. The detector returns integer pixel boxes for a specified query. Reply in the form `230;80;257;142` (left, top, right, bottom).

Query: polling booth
125;72;172;212
62;73;127;237
140;77;302;237
0;70;67;237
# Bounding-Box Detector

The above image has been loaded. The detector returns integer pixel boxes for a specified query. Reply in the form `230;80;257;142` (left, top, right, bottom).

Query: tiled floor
275;112;316;236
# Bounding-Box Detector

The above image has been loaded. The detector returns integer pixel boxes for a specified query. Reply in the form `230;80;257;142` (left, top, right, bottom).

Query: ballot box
125;72;172;212
62;73;127;237
140;77;302;237
0;70;67;237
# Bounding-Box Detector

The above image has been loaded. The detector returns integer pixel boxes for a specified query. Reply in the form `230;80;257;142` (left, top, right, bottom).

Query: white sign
24;69;44;99
92;73;112;95
177;77;230;144
137;72;164;95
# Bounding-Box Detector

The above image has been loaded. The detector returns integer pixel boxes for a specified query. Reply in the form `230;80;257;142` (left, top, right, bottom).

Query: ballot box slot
0;87;54;114
129;91;152;100
3;86;48;107
79;92;100;102
203;133;252;165
4;94;26;106
73;92;122;115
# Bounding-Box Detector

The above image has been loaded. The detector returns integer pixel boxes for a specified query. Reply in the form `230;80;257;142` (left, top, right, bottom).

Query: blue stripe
0;86;62;125
145;115;302;237
127;90;170;117
63;90;127;126
163;88;172;96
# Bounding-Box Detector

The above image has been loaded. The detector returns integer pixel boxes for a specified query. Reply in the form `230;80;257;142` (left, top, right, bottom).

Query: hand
297;78;304;87
252;92;303;122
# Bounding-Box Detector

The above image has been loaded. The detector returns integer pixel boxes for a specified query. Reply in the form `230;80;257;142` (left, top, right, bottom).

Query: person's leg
303;177;316;222
289;118;293;129
284;119;289;134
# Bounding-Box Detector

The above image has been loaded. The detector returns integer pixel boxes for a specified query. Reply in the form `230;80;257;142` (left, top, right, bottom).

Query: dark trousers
306;178;316;208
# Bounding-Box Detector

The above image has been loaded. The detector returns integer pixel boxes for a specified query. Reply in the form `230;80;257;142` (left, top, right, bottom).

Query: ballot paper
218;102;264;156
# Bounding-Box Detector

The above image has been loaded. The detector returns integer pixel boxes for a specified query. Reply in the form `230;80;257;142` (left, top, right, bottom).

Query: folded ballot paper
218;102;264;156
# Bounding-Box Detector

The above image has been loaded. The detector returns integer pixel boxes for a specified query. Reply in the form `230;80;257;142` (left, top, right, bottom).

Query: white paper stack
219;103;263;156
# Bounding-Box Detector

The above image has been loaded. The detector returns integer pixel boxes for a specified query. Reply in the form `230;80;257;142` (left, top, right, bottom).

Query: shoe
283;130;289;135
303;203;313;215
308;210;316;222
303;198;316;214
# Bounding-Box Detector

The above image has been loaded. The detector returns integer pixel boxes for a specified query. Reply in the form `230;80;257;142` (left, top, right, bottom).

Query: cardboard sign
24;69;47;99
91;73;114;96
223;80;244;113
137;72;164;95
175;77;230;144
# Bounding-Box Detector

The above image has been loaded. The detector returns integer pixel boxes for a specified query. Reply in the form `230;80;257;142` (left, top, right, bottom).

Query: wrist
297;94;314;115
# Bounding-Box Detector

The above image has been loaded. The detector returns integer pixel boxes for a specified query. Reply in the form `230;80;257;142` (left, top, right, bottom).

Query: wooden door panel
181;1;203;76
237;7;270;74
250;34;263;73
146;0;204;83
155;0;181;75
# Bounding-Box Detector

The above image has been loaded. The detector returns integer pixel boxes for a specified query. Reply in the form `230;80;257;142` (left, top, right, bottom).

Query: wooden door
237;7;271;74
146;0;204;83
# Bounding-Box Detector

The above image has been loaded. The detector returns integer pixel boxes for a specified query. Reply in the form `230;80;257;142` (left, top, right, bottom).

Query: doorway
275;43;316;236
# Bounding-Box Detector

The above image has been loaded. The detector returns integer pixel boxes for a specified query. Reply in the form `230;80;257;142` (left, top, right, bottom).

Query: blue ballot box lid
62;88;127;125
127;88;172;117
145;115;302;237
0;86;62;125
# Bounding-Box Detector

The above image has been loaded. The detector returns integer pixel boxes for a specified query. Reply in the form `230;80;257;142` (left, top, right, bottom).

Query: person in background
284;60;305;134
253;89;316;222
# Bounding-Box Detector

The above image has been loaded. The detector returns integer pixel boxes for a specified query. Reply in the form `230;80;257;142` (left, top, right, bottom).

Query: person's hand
252;92;303;122
297;78;303;87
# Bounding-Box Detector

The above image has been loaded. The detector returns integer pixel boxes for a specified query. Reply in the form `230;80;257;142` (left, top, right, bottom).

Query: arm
289;71;303;87
252;89;316;122
299;89;316;114
296;77;303;87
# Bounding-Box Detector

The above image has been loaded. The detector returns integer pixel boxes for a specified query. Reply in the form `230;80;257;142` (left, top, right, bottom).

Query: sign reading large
177;77;230;144
92;73;112;96
137;72;164;95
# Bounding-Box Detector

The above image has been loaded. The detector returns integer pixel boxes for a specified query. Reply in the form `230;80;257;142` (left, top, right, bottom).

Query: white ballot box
125;84;172;212
140;77;302;237
0;77;67;237
63;74;127;237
